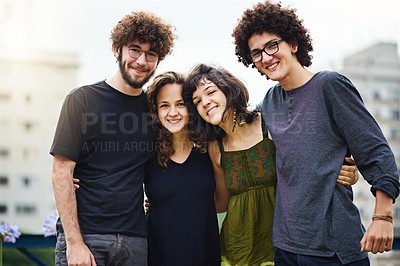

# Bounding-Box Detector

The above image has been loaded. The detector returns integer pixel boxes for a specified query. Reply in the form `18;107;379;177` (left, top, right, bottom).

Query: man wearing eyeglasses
50;11;175;266
233;1;399;266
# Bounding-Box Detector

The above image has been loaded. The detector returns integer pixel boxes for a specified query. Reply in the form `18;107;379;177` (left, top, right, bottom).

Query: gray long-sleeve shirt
261;70;399;264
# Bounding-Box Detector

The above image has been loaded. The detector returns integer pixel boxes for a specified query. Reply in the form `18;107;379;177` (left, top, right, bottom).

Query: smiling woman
156;83;189;136
144;71;223;265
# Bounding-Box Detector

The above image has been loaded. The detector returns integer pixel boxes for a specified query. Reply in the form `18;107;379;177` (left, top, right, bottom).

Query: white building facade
0;0;79;233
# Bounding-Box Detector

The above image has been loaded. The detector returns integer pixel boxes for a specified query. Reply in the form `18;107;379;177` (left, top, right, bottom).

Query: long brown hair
147;71;188;167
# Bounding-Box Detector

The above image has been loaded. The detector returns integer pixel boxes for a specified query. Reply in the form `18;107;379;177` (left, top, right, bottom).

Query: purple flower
42;210;59;237
0;221;21;243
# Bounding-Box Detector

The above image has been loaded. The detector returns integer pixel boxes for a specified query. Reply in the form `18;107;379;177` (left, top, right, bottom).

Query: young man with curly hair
232;1;399;265
50;11;175;266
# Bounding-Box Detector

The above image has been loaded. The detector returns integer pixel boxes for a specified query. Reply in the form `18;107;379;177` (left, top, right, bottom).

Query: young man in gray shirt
232;1;399;265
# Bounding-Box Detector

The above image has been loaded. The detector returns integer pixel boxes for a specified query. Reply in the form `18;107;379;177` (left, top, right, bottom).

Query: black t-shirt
50;80;153;237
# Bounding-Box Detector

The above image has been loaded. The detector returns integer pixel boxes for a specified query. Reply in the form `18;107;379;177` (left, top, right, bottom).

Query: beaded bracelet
372;214;393;223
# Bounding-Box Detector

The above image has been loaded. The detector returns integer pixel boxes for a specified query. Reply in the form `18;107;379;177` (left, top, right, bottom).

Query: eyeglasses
248;39;283;63
128;46;159;63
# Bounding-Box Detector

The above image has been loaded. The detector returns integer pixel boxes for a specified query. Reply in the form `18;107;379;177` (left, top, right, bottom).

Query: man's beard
118;53;156;89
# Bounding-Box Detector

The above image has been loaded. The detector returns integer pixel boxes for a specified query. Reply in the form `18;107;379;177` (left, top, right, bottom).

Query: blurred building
0;0;79;233
342;42;400;266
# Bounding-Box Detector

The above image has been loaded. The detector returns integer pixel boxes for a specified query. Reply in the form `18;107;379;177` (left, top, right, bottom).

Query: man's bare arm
52;154;96;265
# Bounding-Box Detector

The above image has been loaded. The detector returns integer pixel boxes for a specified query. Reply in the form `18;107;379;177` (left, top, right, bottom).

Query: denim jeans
274;247;370;266
55;231;147;266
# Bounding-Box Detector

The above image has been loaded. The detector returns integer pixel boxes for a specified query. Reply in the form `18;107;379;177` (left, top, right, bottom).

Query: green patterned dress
219;135;276;266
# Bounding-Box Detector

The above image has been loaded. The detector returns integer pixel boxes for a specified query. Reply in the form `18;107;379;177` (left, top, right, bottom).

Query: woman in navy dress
145;71;225;266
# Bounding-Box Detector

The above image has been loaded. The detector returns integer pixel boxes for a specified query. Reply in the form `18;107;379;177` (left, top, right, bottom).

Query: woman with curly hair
50;11;175;265
145;71;224;265
232;1;399;265
183;63;359;265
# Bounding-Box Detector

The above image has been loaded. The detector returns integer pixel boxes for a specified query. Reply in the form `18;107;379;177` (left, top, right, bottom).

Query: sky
6;0;400;105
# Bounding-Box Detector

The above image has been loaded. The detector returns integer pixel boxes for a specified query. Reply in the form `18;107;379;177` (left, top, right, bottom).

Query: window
19;176;32;188
390;129;400;140
373;91;380;101
25;94;31;103
16;204;36;215
0;148;9;158
23;121;34;131
0;93;10;101
0;204;7;214
21;147;37;160
391;110;400;120
0;175;8;186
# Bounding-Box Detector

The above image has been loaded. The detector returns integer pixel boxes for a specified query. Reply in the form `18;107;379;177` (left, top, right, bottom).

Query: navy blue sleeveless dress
145;148;221;266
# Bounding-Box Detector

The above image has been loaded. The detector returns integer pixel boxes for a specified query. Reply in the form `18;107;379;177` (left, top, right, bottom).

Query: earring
232;109;237;132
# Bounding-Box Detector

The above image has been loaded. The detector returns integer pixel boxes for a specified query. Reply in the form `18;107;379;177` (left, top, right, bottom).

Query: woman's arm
208;140;230;213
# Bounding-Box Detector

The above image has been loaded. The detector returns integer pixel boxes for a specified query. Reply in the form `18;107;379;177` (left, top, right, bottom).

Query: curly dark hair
232;0;313;70
110;11;176;61
147;71;196;168
183;63;258;144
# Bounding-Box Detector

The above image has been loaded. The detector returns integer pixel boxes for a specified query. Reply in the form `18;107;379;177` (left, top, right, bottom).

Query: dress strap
217;139;225;153
260;113;268;139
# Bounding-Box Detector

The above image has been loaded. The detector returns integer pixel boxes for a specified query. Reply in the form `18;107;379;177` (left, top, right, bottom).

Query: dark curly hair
232;0;313;71
147;71;197;168
183;63;258;144
111;11;176;61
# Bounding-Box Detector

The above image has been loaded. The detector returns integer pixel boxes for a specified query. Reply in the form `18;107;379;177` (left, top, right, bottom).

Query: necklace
232;108;245;132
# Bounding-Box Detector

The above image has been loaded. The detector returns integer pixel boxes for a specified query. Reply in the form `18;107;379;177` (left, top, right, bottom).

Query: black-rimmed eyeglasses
248;39;283;63
128;46;159;63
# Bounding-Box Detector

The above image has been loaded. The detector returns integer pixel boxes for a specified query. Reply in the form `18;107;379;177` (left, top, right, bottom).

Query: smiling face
157;83;189;134
116;41;158;89
192;78;227;126
248;32;298;83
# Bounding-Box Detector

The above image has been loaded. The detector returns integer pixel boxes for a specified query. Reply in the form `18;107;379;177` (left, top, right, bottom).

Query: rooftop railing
3;234;400;266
